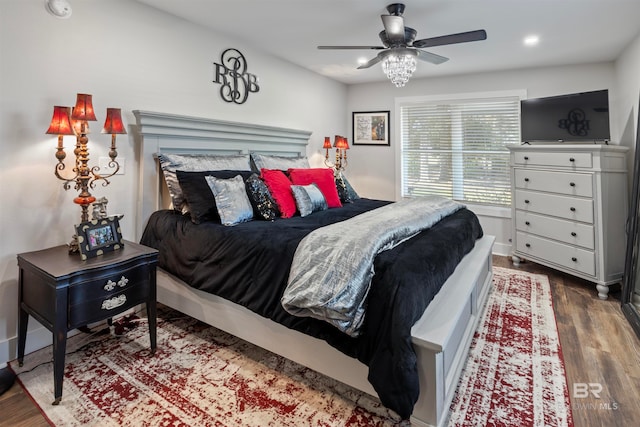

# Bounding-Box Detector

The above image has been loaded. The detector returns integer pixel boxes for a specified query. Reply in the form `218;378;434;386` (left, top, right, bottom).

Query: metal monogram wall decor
213;48;260;104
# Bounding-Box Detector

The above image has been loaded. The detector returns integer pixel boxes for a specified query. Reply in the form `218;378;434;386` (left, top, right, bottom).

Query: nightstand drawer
513;151;592;168
69;279;150;327
514;168;593;197
515;210;595;249
516;231;595;276
514;189;593;223
69;263;151;303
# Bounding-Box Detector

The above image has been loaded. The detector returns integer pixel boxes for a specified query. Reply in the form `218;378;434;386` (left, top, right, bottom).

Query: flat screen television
520;89;610;143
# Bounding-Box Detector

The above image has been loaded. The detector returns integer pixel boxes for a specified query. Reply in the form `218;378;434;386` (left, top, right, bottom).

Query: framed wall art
352;111;390;146
75;216;124;260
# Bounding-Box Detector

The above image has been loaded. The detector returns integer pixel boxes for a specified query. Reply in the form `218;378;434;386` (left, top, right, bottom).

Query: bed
133;110;495;427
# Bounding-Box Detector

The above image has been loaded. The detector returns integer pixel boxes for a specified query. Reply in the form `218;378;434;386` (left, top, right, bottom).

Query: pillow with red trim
260;169;297;218
288;168;342;208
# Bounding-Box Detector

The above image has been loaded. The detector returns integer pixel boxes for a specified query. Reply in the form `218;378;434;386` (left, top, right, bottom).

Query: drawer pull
104;280;117;291
525;221;530;226
524;199;530;204
524;177;530;182
101;294;127;310
524;156;529;160
570;207;576;212
571;257;578;262
569;157;575;162
569;182;576;187
571;232;577;237
525;243;531;248
104;276;129;291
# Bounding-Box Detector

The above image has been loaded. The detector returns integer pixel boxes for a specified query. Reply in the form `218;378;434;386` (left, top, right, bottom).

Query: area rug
448;266;574;427
10;267;573;426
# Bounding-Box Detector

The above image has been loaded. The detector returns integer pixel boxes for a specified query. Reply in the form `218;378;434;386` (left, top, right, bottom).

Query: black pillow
335;171;360;203
176;170;253;224
245;173;280;220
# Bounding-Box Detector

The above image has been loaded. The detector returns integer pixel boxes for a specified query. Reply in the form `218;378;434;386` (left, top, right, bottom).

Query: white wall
346;62;619;255
0;0;347;365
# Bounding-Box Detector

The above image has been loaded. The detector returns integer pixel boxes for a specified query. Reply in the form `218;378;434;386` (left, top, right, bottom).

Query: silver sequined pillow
157;153;251;213
291;183;328;217
250;153;309;172
205;175;254;226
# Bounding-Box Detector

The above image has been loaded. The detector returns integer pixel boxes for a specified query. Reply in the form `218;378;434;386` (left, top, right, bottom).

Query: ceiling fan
318;3;487;86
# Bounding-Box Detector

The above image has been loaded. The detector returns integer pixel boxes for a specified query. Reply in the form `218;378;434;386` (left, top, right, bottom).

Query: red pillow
288;168;342;208
260;169;297;218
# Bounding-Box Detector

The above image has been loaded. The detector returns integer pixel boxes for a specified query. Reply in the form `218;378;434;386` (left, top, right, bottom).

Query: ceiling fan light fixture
382;51;417;87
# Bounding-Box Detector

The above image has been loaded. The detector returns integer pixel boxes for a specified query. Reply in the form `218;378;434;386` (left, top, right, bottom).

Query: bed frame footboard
156;235;494;427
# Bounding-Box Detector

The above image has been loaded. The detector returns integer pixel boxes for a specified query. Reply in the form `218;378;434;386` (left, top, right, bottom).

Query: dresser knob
104;280;117;291
571;257;578;262
571;232;577;237
569;157;575;162
525;221;530;226
524;177;530;182
570;207;576;212
117;276;129;287
569;182;575;187
525;243;531;248
101;294;127;310
524;199;530;204
524;156;529;160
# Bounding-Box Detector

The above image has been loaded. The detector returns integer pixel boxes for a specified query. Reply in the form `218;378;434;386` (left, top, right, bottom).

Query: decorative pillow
260;169;297;218
250;153;309;172
245;173;280;221
176;170;253;224
291;183;328;217
205;175;254;226
335;171;360;203
288;168;342;208
157;153;251;212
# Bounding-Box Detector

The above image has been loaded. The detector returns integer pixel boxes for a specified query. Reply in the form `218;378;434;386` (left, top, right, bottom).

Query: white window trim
393;89;527;202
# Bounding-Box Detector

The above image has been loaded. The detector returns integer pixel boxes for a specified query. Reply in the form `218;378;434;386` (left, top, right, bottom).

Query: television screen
520;90;610;143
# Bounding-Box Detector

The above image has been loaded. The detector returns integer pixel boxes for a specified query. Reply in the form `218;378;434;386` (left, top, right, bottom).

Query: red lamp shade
323;136;332;149
335;136;349;150
46;106;74;135
101;108;127;134
71;93;97;121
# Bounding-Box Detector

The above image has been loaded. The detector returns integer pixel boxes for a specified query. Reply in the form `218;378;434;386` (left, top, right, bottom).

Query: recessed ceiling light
524;35;539;46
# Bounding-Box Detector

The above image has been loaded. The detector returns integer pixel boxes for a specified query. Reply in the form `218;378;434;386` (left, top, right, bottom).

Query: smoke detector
45;0;72;19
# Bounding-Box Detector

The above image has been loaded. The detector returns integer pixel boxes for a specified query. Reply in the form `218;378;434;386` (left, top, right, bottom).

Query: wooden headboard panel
133;110;312;238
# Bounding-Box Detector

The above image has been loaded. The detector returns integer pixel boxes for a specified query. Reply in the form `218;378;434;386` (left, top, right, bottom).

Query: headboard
133;110;312;238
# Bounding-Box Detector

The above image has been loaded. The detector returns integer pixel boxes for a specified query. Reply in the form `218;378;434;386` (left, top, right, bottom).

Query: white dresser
508;144;628;299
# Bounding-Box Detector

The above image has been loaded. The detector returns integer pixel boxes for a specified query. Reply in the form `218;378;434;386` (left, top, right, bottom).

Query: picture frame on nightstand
75;216;124;260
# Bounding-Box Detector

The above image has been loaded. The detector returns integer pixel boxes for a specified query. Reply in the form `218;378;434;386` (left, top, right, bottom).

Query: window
399;93;522;206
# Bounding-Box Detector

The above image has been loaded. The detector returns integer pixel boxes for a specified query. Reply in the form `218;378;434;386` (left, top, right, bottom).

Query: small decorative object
323;135;349;170
75;216;124;260
352;111;390;146
212;48;260;104
46;94;126;253
91;197;109;220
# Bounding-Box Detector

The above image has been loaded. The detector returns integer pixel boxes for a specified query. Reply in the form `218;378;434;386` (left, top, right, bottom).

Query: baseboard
0;323;52;366
491;241;511;257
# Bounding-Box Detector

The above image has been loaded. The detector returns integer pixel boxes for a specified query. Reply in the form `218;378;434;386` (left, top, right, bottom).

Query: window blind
400;96;521;206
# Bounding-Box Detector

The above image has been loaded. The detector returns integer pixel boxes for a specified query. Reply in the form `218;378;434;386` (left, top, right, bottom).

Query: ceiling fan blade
318;45;386;50
413;29;487;48
357;54;385;70
415;49;449;65
381;15;405;44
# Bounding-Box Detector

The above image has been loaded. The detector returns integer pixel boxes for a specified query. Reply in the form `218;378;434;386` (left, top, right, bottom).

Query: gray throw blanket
281;196;464;337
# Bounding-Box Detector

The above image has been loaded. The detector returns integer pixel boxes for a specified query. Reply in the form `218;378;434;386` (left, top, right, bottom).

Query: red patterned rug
10;267;572;426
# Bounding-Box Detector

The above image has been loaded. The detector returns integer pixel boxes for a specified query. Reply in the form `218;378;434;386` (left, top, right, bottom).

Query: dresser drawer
514;169;593;197
516;232;595;276
514;189;594;223
513;151;592;168
515;211;595;250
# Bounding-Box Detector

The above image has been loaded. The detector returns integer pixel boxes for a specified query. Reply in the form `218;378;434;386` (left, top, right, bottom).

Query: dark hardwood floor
1;256;638;427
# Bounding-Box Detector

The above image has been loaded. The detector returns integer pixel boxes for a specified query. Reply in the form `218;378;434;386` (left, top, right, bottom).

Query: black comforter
140;198;483;419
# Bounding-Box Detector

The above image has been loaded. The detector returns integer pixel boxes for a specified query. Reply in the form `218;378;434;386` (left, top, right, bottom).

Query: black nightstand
17;240;158;405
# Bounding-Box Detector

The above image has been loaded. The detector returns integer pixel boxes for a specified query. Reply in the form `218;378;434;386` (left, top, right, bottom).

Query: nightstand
16;240;158;405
